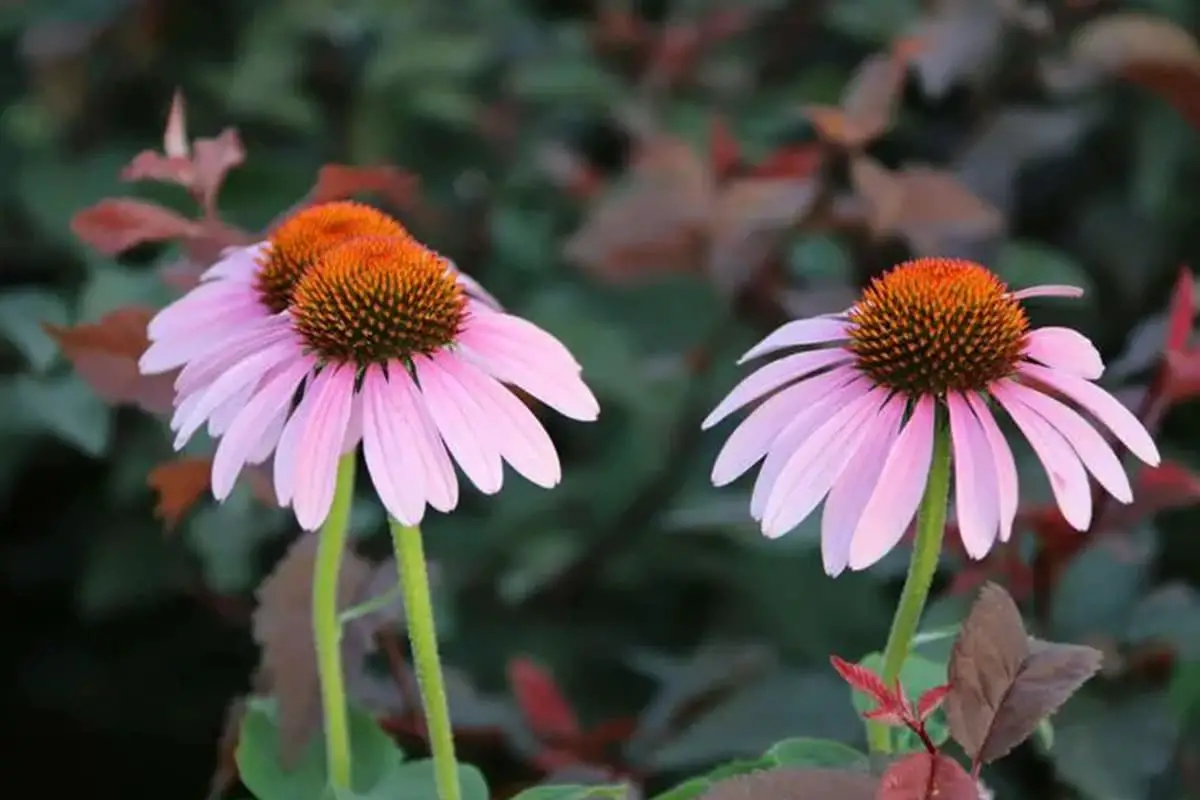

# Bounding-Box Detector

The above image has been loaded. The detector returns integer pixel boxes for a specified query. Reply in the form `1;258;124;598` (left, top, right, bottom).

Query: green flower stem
390;520;460;800
866;417;952;755
314;453;359;791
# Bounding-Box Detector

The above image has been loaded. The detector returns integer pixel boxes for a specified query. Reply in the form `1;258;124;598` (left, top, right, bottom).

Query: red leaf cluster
830;656;949;755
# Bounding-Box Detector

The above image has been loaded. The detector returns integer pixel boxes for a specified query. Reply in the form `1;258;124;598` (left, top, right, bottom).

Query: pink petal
965;392;1019;542
171;339;301;449
995;380;1132;503
762;385;889;538
749;375;870;519
173;318;294;395
1011;285;1084;300
386;365;459;512
273;376;317;507
146;280;257;340
414;353;505;495
821;395;905;576
992;384;1092;530
1017;363;1160;466
454;269;503;310
1022;327;1103;380
139;301;267;374
711;365;859;486
247;404;290;465
341;391;363;454
292;366;356;531
361;366;426;526
737;318;850;364
946;393;1000;560
208;380;257;437
211;358;312;499
439;354;562;488
460;324;599;422
848;396;937;571
459;309;581;372
201;243;266;282
702;349;852;429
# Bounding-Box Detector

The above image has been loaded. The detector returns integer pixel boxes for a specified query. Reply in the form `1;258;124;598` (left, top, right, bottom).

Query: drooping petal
749;375;871;519
439;353;561;488
711;365;858;486
208;380;258;437
171;339;302;449
848;396;937;571
965;392;1019;542
273;375;318;507
386;364;459;513
1017;363;1160;466
702;349;852;429
1010;285;1084;300
460;323;599;422
821;394;905;576
146;279;259;340
200;242;267;282
361;366;426;526
247;403;290;465
992;384;1092;530
761;385;889;539
173;317;295;396
211;358;312;499
414;353;505;495
737;318;850;364
292;366;356;531
139;301;268;374
995;379;1132;503
1022;327;1103;380
946;392;1000;559
459;308;581;372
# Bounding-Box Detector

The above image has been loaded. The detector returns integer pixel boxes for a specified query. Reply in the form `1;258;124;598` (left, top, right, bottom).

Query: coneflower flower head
140;201;598;531
704;258;1159;575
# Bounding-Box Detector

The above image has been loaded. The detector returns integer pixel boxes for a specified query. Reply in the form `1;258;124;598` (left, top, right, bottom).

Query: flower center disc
290;235;466;365
847;258;1028;396
255;201;407;313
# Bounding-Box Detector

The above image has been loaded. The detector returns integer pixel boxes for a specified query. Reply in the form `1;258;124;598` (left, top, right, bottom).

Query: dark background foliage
2;0;1200;798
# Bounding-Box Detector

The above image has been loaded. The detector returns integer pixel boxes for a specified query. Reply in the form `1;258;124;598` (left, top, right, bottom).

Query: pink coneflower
703;258;1160;575
139;208;598;530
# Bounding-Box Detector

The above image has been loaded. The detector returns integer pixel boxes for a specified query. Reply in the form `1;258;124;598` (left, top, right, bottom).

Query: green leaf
765;737;869;769
852;652;950;752
236;698;406;800
650;778;710;800
1169;661;1200;720
994;240;1091;296
507;785;627;800
1034;717;1055;753
1050;531;1154;642
369;758;489;800
1124;583;1200;659
14;373;113;456
0;289;69;371
787;236;852;284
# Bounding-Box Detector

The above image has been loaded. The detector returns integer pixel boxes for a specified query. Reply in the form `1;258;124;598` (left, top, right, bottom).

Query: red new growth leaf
507;657;581;741
71;198;199;256
148;457;213;530
946;583;1102;767
916;684;950;721
191;128;245;211
877;752;978;800
44;307;175;415
831;655;894;707
1165;265;1195;352
307;164;418;209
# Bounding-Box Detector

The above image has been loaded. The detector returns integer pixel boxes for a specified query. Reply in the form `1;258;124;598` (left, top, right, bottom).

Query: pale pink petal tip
737;317;849;364
1010;284;1084;300
1023;326;1103;380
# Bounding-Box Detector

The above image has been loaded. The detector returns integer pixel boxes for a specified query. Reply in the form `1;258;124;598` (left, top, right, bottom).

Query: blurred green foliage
3;0;1200;798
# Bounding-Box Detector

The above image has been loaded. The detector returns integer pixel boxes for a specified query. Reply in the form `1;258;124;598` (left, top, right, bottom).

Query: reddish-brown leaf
708;177;819;293
306;164;419;210
71;198;199;255
191;128;245;209
252;534;400;767
564;137;714;282
709;115;741;181
1069;12;1200;130
148;457;213;530
946;583;1102;767
850;157;1003;252
1165;265;1194;353
508;657;581;741
916;684;951;721
877;752;978;800
805;49;909;149
121;150;195;186
831;655;895;709
700;768;878;800
44;307;176;414
750;143;823;180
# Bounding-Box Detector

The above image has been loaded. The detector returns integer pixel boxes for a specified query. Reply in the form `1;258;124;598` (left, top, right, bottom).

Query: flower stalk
866;415;952;754
313;453;359;790
390;520;460;800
